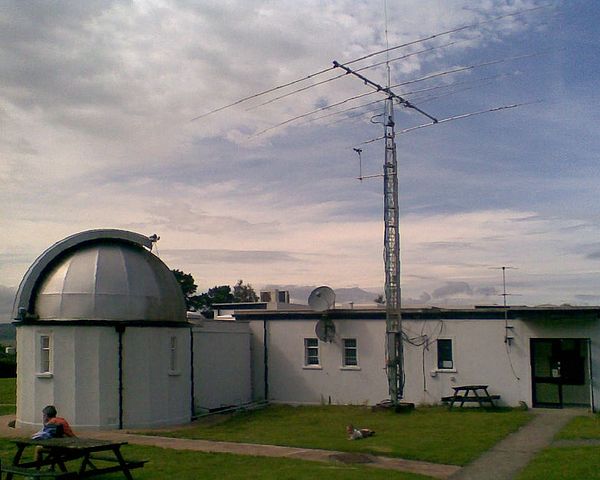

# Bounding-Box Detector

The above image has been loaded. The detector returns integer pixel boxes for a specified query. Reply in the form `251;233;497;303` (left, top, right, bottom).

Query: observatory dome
15;231;186;322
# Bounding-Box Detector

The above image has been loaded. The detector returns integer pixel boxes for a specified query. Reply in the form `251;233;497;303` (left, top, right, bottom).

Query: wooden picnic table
2;437;146;480
444;385;499;409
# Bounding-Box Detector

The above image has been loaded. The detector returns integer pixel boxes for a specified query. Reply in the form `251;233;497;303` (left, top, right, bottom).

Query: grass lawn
0;378;16;405
517;414;600;480
555;414;600;440
148;404;532;466
0;438;432;480
517;446;600;480
0;377;16;414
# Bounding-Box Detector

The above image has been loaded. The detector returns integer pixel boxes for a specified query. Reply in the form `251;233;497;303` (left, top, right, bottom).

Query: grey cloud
432;282;473;299
0;286;16;321
403;292;432;305
162;248;300;266
586;250;600;260
475;286;498;296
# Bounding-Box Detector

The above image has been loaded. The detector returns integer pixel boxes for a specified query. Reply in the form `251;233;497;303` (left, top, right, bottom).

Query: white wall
249;317;389;405
248;314;599;410
16;324;192;430
122;327;191;428
192;319;252;412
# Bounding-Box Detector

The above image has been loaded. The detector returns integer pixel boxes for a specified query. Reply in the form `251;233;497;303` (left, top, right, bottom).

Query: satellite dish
308;286;335;312
315;318;336;342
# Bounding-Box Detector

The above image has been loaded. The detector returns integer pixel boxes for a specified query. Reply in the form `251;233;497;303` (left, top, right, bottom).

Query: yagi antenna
353;148;363;182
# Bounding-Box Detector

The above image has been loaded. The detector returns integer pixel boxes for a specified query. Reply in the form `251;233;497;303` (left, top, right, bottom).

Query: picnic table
442;385;500;409
1;437;147;479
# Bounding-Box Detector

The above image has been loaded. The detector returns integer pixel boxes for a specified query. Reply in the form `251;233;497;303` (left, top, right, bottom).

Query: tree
199;285;234;306
171;269;203;311
374;294;385;305
233;279;259;303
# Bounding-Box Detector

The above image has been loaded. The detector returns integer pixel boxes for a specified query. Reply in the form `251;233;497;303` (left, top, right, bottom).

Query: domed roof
14;230;186;323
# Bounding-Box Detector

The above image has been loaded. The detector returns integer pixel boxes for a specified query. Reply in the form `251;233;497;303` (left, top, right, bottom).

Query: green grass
517;446;600;480
556;414;600;440
517;414;600;479
147;404;532;466
0;377;15;414
0;439;431;480
0;378;15;405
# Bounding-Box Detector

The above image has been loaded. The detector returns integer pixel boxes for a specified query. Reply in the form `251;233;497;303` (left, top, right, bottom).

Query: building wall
248;314;599;410
192;319;252;412
249;317;389;405
121;327;191;428
16;324;191;430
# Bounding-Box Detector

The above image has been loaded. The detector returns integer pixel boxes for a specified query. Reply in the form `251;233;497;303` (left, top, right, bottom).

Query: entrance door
530;339;589;408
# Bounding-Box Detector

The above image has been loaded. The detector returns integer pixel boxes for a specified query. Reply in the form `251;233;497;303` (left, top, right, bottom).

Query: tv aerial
308;286;336;343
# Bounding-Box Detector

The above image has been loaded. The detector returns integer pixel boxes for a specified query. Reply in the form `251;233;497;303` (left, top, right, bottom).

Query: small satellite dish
308;286;335;312
315;318;336;343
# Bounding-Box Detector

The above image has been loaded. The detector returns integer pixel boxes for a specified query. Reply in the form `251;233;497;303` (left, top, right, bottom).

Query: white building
12;229;598;432
13;230;251;430
235;307;599;411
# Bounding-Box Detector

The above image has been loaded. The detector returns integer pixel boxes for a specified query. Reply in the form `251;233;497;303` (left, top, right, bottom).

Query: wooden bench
87;454;148;470
0;461;77;479
442;394;500;403
442;385;500;408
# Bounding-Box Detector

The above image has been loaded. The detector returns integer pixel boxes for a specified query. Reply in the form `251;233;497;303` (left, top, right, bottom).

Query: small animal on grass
346;424;375;440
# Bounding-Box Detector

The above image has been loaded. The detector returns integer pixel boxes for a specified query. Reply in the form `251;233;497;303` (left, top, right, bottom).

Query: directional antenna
308;286;336;312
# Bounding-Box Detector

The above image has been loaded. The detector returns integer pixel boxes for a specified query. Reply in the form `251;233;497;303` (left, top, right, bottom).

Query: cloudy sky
1;0;599;318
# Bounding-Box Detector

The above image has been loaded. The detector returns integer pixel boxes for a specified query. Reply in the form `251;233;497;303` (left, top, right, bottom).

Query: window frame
37;334;53;376
342;338;359;367
168;335;181;375
437;338;454;370
304;338;320;367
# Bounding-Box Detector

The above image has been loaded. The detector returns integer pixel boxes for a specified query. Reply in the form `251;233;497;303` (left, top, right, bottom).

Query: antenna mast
332;55;437;405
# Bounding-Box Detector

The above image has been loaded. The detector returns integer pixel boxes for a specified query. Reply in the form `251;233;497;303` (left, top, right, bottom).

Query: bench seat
0;464;76;479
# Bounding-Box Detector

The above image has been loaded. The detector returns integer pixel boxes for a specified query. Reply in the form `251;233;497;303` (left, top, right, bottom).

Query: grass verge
0;438;433;480
145;404;532;466
0;378;15;405
555;414;600;440
517;446;600;480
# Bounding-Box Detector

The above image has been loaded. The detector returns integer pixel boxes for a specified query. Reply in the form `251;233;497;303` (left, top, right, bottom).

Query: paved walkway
0;409;590;480
448;408;584;480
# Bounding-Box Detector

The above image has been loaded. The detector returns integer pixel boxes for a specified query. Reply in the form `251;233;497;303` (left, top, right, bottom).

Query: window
304;338;320;366
39;335;52;373
343;338;358;366
169;336;177;372
437;339;453;370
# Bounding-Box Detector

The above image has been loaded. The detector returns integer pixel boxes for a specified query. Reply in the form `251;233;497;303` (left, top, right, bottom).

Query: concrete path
448;409;583;480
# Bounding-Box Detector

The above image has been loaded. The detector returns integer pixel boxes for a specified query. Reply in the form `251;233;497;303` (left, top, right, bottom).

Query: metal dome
13;230;186;322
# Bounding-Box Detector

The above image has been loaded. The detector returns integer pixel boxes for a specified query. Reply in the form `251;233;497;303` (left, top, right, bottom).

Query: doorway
530;338;590;408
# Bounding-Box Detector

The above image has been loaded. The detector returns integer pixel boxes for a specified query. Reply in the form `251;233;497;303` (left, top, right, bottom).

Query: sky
1;0;599;320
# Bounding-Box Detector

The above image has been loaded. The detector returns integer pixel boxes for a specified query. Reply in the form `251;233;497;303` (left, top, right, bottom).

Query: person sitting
346;424;375;440
32;405;75;464
32;405;75;439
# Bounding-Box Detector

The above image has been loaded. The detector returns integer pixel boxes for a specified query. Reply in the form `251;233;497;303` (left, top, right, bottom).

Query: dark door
530;338;588;408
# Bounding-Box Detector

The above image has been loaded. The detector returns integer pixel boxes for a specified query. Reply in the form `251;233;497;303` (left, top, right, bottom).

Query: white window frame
437;338;455;371
37;334;53;377
168;335;180;375
341;338;359;368
304;338;321;368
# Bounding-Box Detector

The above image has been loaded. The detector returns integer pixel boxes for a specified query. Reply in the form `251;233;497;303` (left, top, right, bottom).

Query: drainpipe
190;328;195;418
115;325;125;430
263;318;269;401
